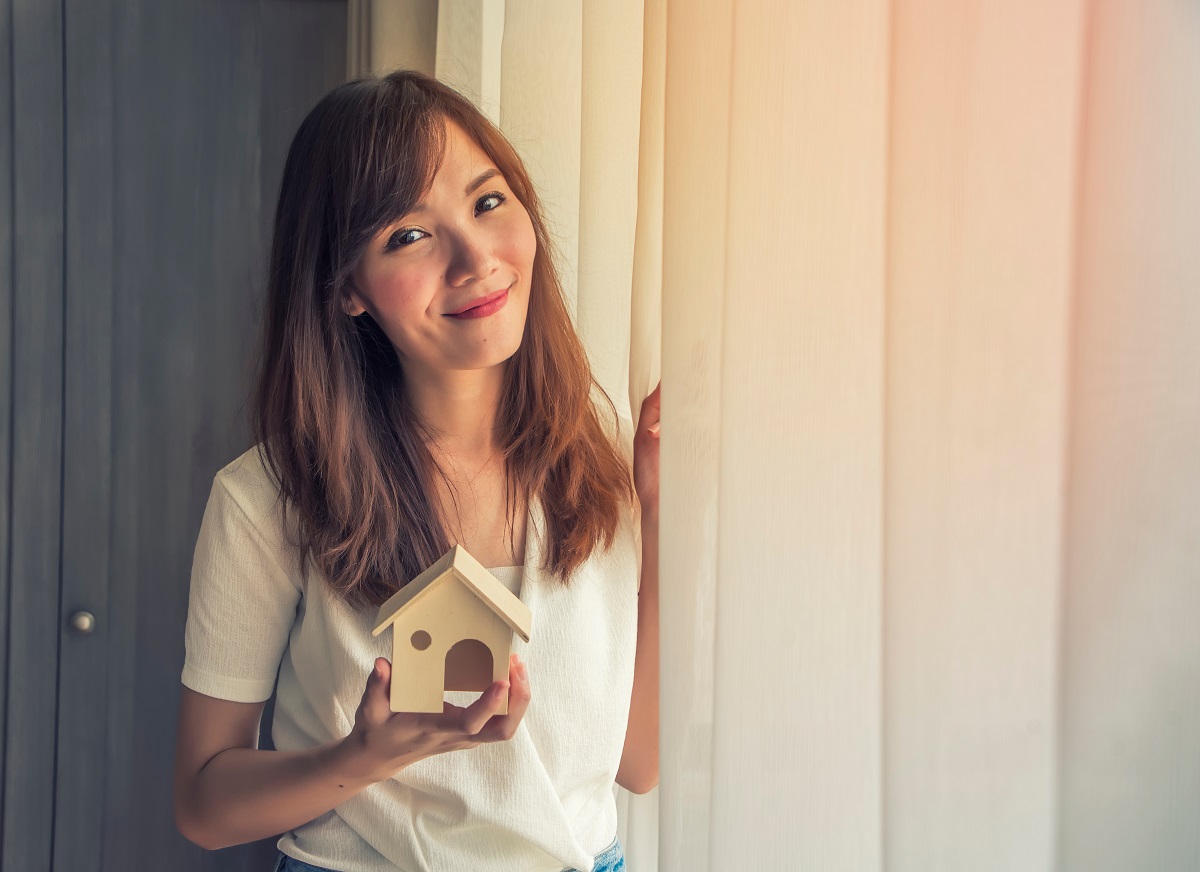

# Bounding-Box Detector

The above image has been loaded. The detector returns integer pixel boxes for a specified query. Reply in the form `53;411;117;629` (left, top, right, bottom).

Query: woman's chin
451;341;524;374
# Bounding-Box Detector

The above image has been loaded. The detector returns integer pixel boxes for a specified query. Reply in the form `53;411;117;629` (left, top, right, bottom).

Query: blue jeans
273;836;625;872
567;836;625;872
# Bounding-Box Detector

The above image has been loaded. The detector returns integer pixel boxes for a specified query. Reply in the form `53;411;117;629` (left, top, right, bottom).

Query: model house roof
371;544;532;642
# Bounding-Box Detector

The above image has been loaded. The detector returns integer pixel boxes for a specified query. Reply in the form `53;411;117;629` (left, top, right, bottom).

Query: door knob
69;610;96;634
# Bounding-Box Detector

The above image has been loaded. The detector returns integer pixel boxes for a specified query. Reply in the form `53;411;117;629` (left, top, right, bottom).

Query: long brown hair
251;70;633;610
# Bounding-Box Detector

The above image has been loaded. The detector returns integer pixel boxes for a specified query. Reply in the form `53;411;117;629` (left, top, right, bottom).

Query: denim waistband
274;835;624;872
568;835;625;872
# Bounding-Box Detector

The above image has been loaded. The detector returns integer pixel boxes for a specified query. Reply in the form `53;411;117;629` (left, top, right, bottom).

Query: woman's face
347;120;537;379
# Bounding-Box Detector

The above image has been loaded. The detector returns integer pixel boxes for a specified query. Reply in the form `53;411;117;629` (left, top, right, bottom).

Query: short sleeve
181;474;303;703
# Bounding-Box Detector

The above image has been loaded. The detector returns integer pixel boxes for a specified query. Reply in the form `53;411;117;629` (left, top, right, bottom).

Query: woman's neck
403;361;507;460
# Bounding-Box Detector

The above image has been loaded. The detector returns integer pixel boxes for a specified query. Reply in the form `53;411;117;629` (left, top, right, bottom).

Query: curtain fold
663;3;889;867
347;0;437;79
885;1;1085;868
1060;4;1200;870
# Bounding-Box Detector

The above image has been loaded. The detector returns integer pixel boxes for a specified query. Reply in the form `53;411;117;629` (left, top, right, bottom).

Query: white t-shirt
181;434;641;872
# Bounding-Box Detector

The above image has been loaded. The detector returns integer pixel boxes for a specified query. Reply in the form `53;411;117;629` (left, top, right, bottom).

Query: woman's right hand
339;654;531;784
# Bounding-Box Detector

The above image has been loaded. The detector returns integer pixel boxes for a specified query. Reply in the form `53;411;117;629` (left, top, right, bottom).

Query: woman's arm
174;655;530;850
173;688;376;850
618;383;662;794
616;515;660;794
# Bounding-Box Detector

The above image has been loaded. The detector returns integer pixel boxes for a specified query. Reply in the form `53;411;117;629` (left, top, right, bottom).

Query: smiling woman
251;71;635;601
171;69;660;872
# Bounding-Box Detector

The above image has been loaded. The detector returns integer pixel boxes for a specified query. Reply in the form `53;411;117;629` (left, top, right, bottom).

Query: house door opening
444;638;493;692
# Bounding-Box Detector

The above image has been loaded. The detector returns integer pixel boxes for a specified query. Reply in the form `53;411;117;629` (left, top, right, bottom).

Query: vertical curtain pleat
608;0;664;856
347;0;437;79
346;0;373;78
1061;4;1200;870
435;0;503;124
627;0;664;423
575;0;643;419
661;0;889;868
657;0;735;864
498;2;583;321
885;1;1086;869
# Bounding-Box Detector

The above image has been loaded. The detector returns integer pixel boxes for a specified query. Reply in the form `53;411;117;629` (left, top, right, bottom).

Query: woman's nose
446;230;499;286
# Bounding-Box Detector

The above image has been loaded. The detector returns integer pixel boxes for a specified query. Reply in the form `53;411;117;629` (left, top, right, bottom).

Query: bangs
375;115;447;229
345;84;449;255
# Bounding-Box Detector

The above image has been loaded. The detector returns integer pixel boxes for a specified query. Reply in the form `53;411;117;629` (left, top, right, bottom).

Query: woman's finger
457;680;510;736
357;658;395;727
642;381;661;407
640;384;660;415
638;383;661;435
476;655;531;743
421;701;466;733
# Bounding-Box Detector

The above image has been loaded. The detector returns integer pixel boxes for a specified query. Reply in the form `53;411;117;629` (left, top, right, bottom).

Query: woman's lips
446;288;509;319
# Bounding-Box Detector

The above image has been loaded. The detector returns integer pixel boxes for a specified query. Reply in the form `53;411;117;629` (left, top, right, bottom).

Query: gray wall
0;1;346;869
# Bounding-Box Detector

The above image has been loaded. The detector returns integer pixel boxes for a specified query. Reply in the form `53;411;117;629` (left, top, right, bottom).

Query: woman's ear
342;287;367;318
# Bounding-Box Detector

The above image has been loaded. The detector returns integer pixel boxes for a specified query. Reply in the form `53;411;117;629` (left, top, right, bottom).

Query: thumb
359;658;393;721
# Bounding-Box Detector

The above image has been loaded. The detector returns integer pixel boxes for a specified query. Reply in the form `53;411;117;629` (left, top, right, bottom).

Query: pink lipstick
446;288;509;319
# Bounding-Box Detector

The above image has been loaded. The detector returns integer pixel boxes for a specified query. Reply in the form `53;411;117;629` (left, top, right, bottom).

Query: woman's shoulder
209;443;288;538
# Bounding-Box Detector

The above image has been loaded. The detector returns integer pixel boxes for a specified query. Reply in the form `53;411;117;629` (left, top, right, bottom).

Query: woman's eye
385;193;504;250
388;227;428;249
476;192;506;214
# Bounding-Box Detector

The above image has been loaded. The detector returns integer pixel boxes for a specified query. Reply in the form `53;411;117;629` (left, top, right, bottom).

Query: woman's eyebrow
464;168;500;196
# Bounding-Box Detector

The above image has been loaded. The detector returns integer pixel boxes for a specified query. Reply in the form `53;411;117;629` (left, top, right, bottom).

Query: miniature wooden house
372;544;532;714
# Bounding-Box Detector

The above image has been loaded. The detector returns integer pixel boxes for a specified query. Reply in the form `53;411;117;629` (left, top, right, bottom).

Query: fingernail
648;423;660;436
518;661;528;681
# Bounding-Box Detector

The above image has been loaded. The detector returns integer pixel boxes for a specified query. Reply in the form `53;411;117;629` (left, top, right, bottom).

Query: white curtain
354;1;1199;870
661;0;1199;870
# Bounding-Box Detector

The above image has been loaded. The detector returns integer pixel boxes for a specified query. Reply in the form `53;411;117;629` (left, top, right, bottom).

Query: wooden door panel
0;2;350;871
2;1;65;869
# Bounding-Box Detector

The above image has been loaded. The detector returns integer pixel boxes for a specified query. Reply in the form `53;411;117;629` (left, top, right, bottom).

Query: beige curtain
354;1;1199;869
347;0;438;80
662;0;1199;869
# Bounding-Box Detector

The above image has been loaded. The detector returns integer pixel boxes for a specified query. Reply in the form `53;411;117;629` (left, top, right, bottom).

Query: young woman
172;70;660;872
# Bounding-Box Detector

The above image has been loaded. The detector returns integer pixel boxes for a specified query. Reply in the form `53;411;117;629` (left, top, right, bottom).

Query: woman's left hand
633;382;661;526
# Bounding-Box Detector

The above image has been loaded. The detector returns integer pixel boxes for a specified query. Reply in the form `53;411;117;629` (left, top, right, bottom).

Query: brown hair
251;70;633;610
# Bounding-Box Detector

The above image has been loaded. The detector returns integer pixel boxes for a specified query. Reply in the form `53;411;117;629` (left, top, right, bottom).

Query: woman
172;69;660;872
